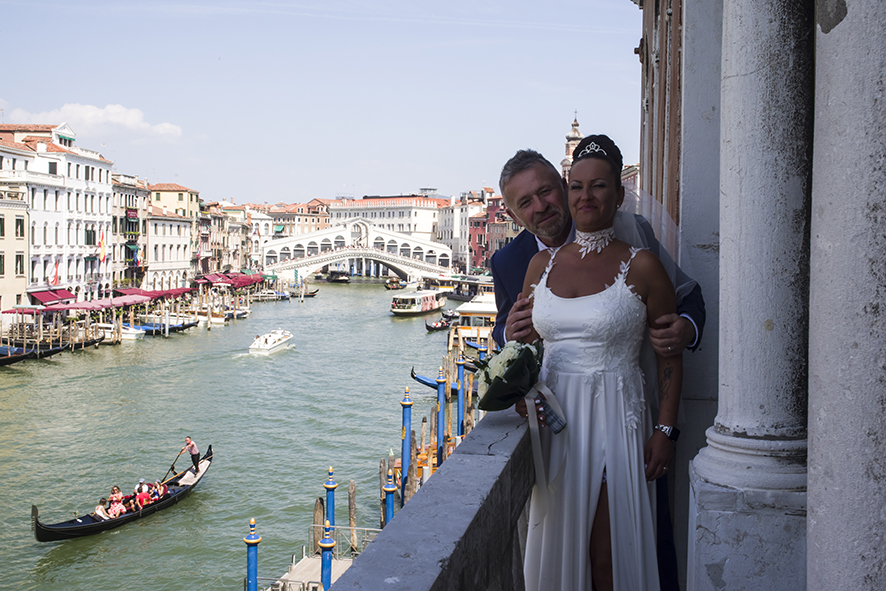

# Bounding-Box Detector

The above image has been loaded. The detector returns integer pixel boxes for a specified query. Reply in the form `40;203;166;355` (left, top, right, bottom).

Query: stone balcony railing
330;411;533;591
0;170;65;186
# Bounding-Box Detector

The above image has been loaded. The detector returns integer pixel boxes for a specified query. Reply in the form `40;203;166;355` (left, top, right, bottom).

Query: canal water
0;281;453;590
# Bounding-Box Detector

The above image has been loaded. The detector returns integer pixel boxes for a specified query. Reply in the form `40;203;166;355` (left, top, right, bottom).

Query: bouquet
476;340;544;411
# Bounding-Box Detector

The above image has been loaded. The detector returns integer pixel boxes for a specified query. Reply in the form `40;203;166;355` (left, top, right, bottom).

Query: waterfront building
111;173;150;288
148;182;200;220
196;210;211;276
0;123;114;302
467;212;487;271
143;205;191;290
0;151;29;324
246;208;273;266
437;190;488;273
219;202;252;271
324;190;447;244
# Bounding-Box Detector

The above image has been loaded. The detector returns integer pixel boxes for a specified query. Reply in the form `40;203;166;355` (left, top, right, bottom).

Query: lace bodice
532;247;647;376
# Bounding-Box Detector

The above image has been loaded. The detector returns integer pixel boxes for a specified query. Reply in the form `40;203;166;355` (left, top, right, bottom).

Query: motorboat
94;322;145;341
248;329;294;355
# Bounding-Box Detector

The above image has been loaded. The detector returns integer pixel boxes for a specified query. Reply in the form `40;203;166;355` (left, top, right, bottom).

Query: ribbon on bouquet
524;380;568;519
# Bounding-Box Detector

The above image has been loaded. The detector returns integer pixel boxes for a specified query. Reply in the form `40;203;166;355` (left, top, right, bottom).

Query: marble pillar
807;0;886;587
687;1;814;589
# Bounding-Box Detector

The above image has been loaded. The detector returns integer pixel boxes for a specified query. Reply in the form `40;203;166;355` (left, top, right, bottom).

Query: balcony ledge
331;411;532;591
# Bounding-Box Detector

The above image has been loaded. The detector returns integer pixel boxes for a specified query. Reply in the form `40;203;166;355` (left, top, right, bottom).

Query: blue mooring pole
324;467;337;527
383;470;397;525
244;518;261;591
400;387;413;507
319;519;335;590
436;366;446;467
479;343;488;362
456;354;466;437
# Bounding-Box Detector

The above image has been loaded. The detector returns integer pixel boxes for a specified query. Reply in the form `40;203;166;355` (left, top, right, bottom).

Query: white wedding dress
523;247;660;591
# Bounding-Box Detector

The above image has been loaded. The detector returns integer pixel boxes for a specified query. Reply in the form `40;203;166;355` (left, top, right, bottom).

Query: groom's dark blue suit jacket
490;216;706;348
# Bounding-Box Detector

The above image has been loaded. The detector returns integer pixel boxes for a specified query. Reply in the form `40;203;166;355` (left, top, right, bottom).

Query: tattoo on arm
658;365;674;404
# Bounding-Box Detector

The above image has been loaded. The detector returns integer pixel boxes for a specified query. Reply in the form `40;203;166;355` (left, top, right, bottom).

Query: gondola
32;445;214;542
425;318;451;332
0;346;37;366
441;309;459;320
303;289;319;298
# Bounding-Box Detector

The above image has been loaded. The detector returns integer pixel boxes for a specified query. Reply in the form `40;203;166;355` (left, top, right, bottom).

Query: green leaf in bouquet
477;341;543;411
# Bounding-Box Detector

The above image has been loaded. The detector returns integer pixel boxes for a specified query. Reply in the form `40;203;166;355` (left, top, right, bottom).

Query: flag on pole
100;230;106;263
132;245;139;267
50;260;59;286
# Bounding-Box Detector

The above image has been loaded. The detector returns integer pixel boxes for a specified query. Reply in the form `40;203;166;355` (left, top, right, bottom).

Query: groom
490;143;704;591
491;146;705;354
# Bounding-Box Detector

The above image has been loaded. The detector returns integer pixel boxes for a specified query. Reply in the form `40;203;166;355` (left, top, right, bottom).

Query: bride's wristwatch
654;424;681;442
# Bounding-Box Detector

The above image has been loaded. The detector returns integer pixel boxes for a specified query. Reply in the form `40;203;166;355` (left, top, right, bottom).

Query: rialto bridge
260;219;452;281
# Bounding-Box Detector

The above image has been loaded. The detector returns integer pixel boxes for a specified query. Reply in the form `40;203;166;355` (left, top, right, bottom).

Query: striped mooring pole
400;387;413;507
436;367;446;467
456;354;466;437
244;518;261;591
324;467;337;527
383;469;397;525
319;519;335;590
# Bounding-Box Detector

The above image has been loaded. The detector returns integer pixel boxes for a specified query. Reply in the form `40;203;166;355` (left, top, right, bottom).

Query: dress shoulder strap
617;247;644;283
529;247;559;299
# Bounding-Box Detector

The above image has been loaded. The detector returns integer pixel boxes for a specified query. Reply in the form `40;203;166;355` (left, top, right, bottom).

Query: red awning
54;289;76;300
29;291;59;304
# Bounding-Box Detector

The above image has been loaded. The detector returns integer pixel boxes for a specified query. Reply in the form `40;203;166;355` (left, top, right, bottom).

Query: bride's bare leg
590;482;613;591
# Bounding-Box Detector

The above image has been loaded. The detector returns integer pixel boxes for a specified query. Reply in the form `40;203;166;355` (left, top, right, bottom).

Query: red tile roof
148;183;196;192
148;205;188;219
0;139;35;152
0;124;58;131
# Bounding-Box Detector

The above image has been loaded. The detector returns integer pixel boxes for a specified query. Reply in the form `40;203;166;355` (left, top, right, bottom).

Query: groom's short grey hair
499;150;561;195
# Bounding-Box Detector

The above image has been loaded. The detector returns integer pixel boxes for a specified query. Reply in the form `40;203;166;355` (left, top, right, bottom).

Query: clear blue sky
1;1;642;203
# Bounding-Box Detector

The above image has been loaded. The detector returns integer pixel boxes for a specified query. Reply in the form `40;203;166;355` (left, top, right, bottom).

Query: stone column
686;1;813;589
808;1;886;588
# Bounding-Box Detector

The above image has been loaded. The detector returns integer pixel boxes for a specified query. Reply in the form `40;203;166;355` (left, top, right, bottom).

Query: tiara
577;142;607;158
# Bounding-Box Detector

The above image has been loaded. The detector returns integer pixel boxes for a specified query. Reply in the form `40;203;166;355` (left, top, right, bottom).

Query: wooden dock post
406;430;418;503
348;480;357;554
312;497;324;554
378;458;386;528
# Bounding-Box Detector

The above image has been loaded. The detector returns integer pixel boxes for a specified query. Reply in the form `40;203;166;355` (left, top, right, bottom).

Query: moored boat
32;446;214;542
248;329;294;354
94;322;146;341
0;345;37;366
390;290;447;316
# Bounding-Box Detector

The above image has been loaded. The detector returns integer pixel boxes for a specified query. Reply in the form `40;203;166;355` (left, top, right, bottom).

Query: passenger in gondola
134;478;149;495
109;485;124;504
152;480;168;499
108;494;127;518
135;486;153;510
94;498;112;521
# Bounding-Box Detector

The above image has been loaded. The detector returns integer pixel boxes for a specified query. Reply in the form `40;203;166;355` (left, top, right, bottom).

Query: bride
520;134;681;591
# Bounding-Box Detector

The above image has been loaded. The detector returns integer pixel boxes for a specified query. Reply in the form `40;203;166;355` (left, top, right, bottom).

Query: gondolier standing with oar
182;436;200;474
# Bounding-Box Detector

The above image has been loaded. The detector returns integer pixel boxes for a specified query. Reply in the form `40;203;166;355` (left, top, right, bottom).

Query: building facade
144;205;191;290
0;123;114;302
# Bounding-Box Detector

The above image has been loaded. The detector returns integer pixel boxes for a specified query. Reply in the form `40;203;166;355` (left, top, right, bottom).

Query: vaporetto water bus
390;290;447;316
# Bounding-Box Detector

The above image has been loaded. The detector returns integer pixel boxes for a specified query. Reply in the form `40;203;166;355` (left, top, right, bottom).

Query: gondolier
183;436;200;474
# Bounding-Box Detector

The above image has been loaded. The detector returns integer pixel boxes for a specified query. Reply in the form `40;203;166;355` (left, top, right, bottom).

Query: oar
162;449;185;482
